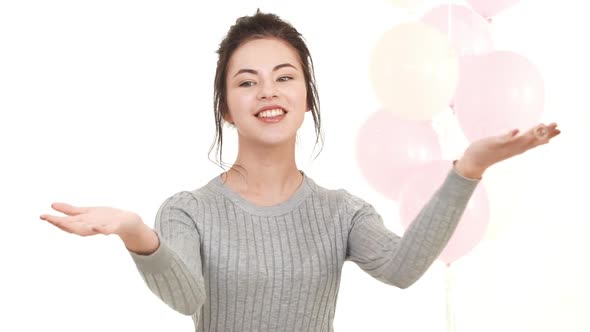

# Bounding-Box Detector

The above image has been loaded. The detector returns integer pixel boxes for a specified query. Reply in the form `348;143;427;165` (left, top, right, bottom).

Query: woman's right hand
40;203;143;238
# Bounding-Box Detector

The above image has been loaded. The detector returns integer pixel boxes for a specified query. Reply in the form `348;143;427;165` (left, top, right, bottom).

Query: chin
255;133;297;147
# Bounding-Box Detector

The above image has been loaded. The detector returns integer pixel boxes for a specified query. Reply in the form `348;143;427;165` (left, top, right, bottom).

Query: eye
239;81;255;87
277;76;293;82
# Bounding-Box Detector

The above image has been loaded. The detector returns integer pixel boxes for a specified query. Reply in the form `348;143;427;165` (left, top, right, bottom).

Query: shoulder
337;188;378;218
157;176;219;211
159;172;236;213
306;175;374;216
157;191;201;214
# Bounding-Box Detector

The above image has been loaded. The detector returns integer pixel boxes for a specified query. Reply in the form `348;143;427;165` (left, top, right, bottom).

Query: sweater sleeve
128;191;206;315
344;164;480;288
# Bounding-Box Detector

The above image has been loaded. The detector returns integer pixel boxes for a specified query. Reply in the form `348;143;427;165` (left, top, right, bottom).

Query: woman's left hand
455;122;561;178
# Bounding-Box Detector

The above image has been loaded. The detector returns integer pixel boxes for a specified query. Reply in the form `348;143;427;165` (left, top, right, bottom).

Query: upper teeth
257;108;285;118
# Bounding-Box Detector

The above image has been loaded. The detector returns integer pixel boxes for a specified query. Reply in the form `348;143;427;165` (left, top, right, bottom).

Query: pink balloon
466;0;521;19
356;110;442;201
453;51;545;142
422;4;494;57
398;160;490;264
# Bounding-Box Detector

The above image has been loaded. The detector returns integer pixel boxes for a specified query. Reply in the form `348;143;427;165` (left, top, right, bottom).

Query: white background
1;0;588;331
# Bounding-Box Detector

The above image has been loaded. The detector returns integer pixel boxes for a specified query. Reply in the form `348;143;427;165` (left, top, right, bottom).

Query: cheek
226;91;246;114
293;84;308;110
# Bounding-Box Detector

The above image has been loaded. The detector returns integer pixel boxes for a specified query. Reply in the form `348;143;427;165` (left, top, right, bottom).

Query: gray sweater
129;165;479;331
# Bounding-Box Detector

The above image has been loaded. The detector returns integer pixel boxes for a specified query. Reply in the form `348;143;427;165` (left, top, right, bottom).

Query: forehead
227;38;302;73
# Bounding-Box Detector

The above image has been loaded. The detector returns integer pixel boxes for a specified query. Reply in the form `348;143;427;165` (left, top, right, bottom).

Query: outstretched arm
346;122;560;288
345;163;478;288
39;196;204;315
128;192;207;316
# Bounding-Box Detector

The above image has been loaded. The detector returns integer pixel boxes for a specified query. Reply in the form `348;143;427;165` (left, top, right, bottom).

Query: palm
40;203;140;237
463;122;561;170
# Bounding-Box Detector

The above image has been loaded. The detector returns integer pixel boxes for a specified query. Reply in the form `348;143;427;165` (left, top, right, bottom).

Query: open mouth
255;108;287;118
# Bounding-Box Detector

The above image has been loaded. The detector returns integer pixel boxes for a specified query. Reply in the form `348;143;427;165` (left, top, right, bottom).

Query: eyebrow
232;63;297;78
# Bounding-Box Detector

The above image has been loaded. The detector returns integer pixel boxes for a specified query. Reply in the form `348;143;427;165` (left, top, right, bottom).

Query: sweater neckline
209;170;314;216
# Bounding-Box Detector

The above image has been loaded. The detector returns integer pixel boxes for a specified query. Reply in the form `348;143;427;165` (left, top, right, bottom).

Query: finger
504;127;538;150
50;203;90;216
40;214;88;234
498;128;519;143
40;214;81;224
546;123;559;134
532;126;562;146
42;215;77;234
45;217;94;236
508;128;519;137
44;217;74;234
535;124;560;141
532;124;553;140
549;129;561;139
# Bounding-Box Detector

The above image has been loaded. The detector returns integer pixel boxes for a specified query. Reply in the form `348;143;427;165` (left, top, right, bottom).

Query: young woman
40;10;560;332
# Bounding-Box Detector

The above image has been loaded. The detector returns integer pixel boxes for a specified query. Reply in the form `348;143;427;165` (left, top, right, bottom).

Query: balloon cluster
358;0;539;265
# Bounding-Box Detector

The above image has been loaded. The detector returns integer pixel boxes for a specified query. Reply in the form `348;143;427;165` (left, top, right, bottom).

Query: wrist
119;220;159;255
118;212;144;239
453;158;486;180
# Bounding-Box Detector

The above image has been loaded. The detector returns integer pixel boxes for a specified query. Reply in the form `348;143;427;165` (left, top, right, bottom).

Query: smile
256;108;285;118
255;108;286;123
257;113;285;123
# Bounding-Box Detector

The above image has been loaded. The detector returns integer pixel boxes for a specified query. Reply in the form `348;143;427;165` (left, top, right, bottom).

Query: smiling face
224;37;308;147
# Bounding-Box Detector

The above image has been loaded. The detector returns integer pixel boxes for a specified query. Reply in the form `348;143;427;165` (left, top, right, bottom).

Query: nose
256;79;278;100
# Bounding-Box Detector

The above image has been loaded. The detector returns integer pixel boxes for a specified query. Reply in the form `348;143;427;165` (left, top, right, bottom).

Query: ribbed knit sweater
129;165;479;331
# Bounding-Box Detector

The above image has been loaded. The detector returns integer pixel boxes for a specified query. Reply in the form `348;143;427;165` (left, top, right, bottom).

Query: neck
221;138;303;204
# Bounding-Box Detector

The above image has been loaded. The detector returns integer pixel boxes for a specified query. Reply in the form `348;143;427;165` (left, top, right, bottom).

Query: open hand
460;122;561;173
40;203;142;237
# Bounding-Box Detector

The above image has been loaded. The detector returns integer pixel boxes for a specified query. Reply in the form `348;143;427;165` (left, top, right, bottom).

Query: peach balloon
370;22;459;121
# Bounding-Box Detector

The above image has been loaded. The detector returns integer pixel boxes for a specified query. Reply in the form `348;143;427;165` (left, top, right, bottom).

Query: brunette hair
208;9;324;170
